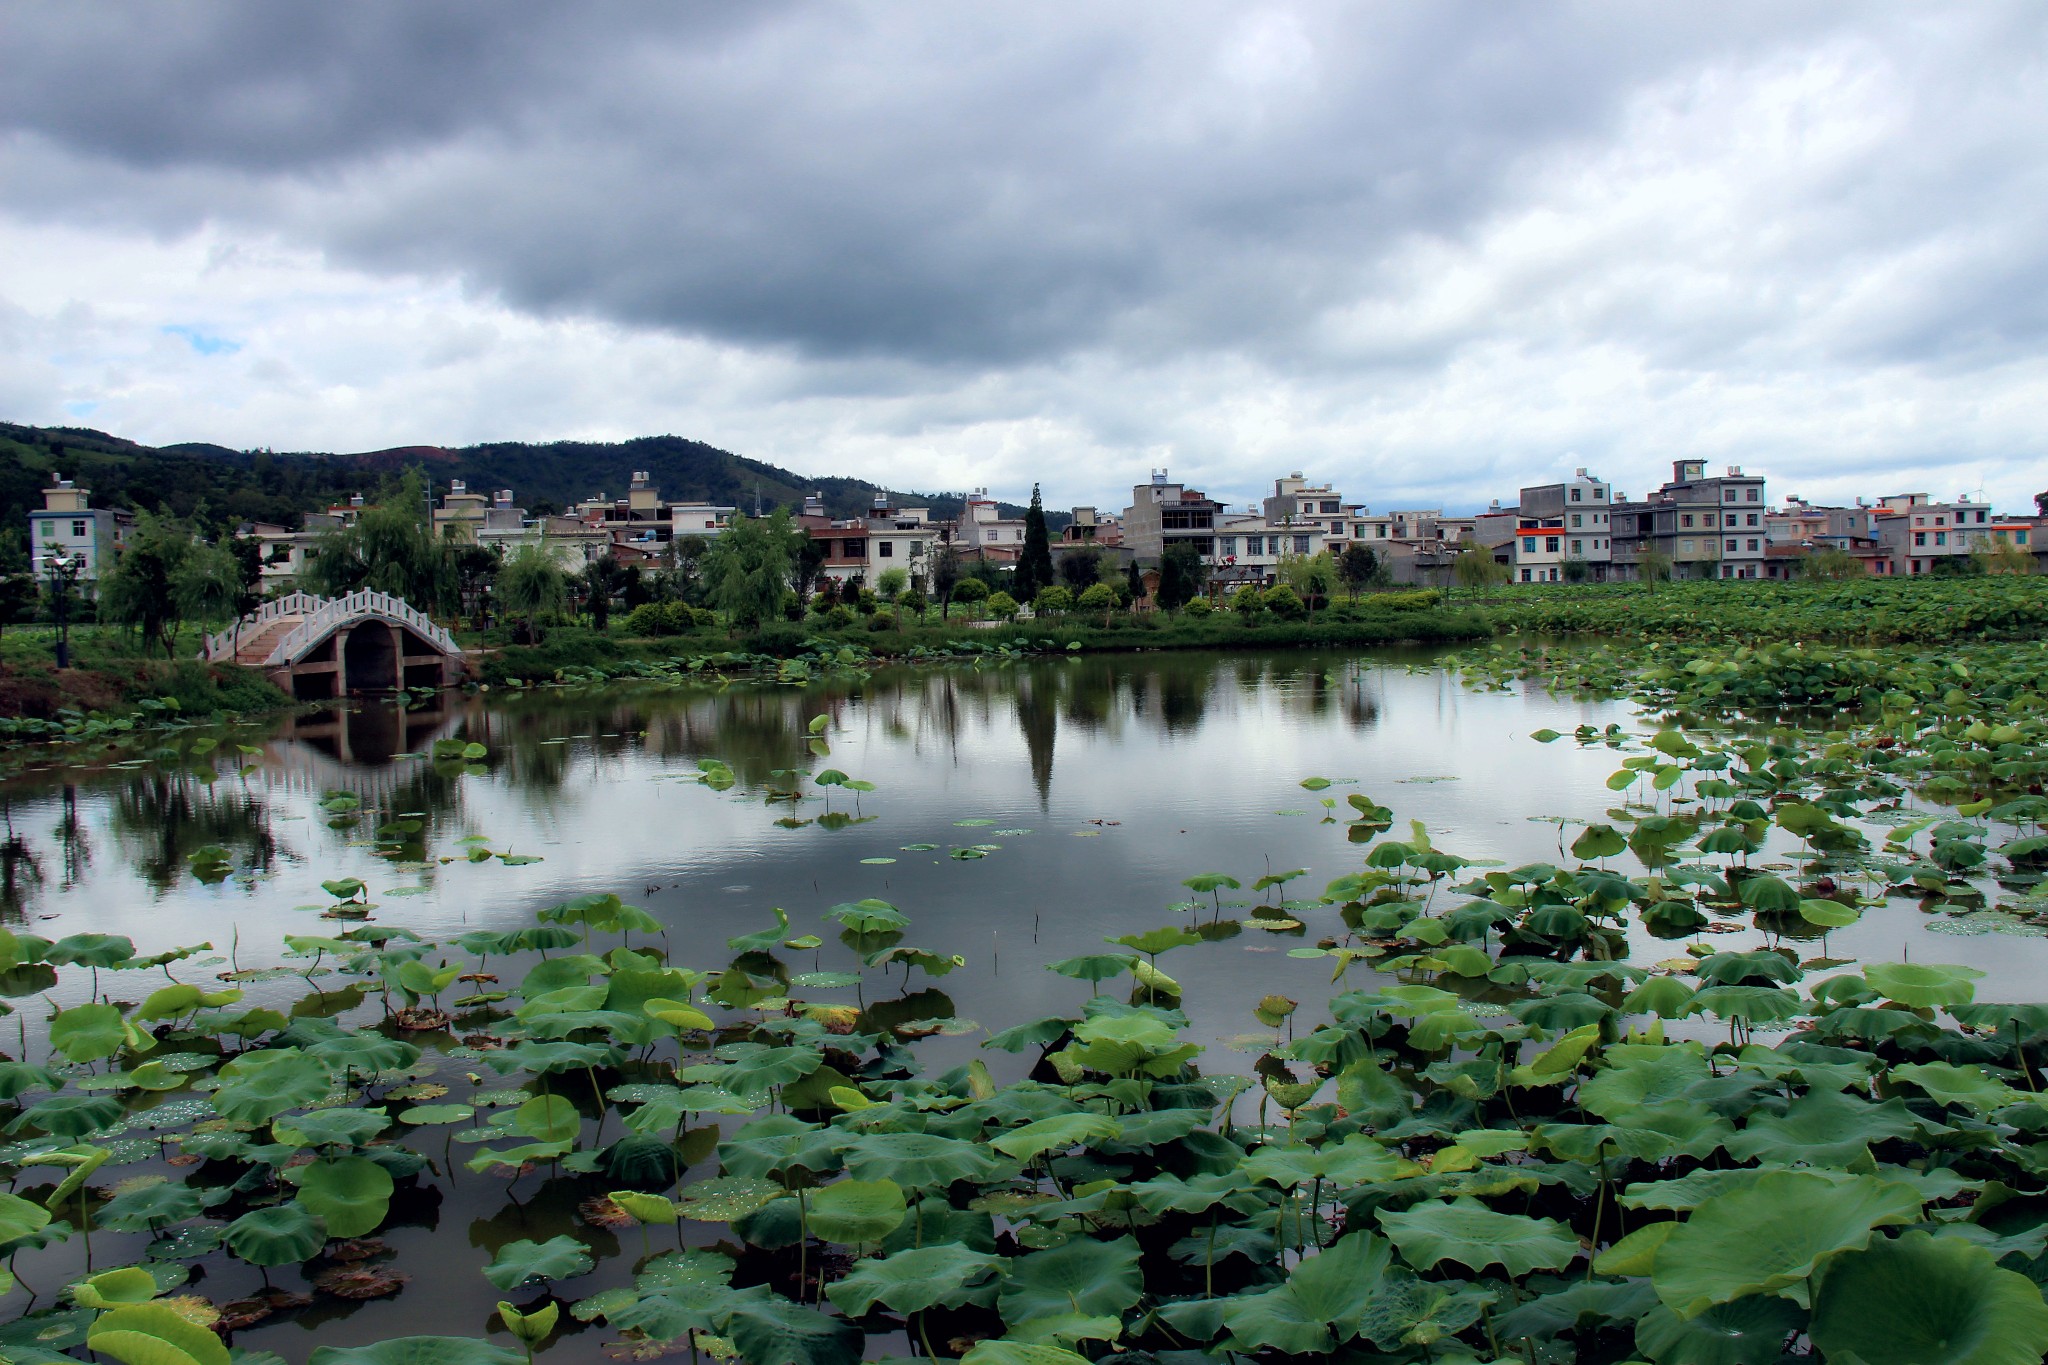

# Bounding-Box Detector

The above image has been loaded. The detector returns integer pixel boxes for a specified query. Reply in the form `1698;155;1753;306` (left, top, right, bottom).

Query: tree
1636;547;1674;590
97;511;193;657
985;590;1018;621
793;533;830;606
496;544;569;644
1282;550;1339;620
1803;546;1864;580
931;543;963;619
2036;490;2048;519
453;544;500;629
1986;540;2034;576
228;534;262;617
305;469;456;613
1561;557;1590;584
951;577;989;613
876;567;910;600
1156;542;1209;611
702;510;802;631
1125;560;1146;606
580;554;627;631
667;535;711;599
173;537;245;633
1230;584;1264;621
1033;585;1073;616
1077;581;1117;625
1338;543;1381;598
1450;546;1509;601
1058;547;1101;591
1016;484;1054;601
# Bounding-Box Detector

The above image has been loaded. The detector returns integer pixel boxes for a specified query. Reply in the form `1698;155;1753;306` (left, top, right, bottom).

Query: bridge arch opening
342;622;400;693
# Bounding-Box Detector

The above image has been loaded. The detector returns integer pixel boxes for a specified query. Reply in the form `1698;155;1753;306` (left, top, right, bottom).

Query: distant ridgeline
0;421;1051;534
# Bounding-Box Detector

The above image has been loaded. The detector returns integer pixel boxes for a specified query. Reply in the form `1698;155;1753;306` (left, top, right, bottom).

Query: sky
4;2;2047;516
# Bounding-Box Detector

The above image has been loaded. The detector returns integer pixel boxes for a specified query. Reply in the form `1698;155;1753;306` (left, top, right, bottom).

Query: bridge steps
232;618;303;666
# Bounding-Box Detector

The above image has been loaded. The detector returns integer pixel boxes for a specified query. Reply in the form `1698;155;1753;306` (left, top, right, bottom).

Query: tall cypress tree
1018;483;1054;601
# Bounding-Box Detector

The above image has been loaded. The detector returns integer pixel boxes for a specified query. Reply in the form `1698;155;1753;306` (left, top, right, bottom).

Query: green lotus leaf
1578;1043;1712;1118
0;1061;59;1101
398;1104;475;1125
306;1339;523;1365
1725;1089;1924;1166
222;1203;327;1267
1221;1231;1394;1354
805;1178;905;1245
1811;1230;2048;1365
826;1242;1005;1316
1047;953;1137;985
841;1131;1002;1188
306;1033;421;1078
274;1106;389;1149
94;1181;205;1232
1798;898;1861;927
289;1155;394;1239
960;1344;1093;1365
1890;1060;2027;1113
86;1303;230;1365
1357;1272;1496;1352
482;1234;594;1291
1109;927;1201;957
0;1190;53;1242
681;1046;823;1101
1863;961;1984;1008
1651;1170;1921;1319
1571;824;1627;862
722;1287;864;1365
998;1235;1143;1342
210;1049;331;1124
12;1093;123;1138
512;1095;581;1143
609;1190;678;1225
675;1175;784;1222
1245;1134;1422;1188
69;1266;159;1309
1378;1198;1579;1276
1634;1295;1804;1365
1735;874;1801;913
990;1112;1122;1162
47;934;137;968
49;1004;135;1064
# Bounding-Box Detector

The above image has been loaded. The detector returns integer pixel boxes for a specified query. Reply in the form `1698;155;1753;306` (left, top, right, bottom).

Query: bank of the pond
0;656;289;739
476;602;1490;686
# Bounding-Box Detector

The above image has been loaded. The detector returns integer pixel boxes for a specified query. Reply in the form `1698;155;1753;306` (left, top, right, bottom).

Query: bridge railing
201;591;328;661
263;589;460;666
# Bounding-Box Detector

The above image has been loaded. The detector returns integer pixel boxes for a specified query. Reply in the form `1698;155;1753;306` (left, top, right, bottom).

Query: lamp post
45;546;78;671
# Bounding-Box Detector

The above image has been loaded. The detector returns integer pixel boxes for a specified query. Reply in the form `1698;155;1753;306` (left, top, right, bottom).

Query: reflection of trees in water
110;771;280;893
1013;672;1058;806
0;802;44;924
55;786;92;889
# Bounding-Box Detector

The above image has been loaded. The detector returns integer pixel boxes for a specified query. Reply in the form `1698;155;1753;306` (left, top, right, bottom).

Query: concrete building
1610;460;1769;580
1874;493;1998;575
669;501;736;541
28;476;134;586
1212;510;1327;590
1264;474;1363;544
799;493;942;586
432;482;527;546
1121;470;1223;563
955;488;1029;563
1508;470;1615;582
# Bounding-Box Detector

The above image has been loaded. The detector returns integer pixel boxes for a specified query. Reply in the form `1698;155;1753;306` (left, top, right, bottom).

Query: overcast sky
4;3;2046;514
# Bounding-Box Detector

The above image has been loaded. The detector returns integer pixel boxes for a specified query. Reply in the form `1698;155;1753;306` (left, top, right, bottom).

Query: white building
28;477;134;586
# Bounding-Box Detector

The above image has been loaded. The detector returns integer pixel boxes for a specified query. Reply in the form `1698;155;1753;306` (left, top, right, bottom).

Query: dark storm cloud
2;1;1897;366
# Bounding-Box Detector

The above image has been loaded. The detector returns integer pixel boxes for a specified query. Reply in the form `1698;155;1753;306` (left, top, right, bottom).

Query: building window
1570;488;1582;502
1250;536;1268;555
1681;539;1695;553
1747;539;1759;551
72;520;88;537
1746;513;1759;527
879;541;894;557
1320;501;1340;514
1571;514;1582;528
1571;540;1583;555
1592;487;1604;499
1521;568;1531;582
1216;537;1235;557
1747;489;1759;501
1935;532;1946;546
1293;535;1311;555
1545;536;1560;553
1681;514;1694;528
1374;525;1387;538
1722;565;1733;578
1914;532;1927;546
1548;567;1559;581
1724;490;1737;502
1725;539;1737;552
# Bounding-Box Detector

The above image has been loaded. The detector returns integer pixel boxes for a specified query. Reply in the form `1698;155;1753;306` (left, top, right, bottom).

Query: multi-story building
1121;470;1223;563
1507;470;1615;582
1610;461;1769;580
1264;474;1362;544
432;482;527;545
1212;509;1326;590
955;488;1030;564
1873;493;1998;575
799;493;942;587
669;501;735;542
1354;508;1481;586
28;477;134;587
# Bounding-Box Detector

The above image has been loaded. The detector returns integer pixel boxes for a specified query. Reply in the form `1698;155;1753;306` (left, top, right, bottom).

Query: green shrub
826;605;857;629
1183;596;1213;617
986;591;1018;621
868;610;897;632
1034;585;1074;615
1263;585;1306;619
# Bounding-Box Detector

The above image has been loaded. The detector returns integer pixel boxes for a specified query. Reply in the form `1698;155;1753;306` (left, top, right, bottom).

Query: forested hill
0;421;1058;533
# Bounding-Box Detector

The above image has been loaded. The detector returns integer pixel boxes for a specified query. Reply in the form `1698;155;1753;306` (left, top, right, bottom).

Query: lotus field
7;631;2048;1365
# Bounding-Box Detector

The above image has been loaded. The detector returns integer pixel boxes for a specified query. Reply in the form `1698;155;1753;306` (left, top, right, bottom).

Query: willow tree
305;470;456;613
496;544;569;644
702;509;802;631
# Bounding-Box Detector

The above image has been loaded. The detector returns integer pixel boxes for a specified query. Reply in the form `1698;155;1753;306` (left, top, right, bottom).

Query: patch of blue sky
63;400;98;418
162;324;241;356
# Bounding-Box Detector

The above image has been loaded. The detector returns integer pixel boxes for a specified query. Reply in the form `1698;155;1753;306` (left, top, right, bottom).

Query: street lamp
45;546;79;671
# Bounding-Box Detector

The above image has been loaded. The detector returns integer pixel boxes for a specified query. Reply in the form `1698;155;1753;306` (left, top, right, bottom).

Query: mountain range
0;421;1060;538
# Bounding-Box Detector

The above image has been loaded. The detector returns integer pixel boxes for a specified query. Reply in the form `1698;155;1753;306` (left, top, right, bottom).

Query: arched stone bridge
201;590;467;699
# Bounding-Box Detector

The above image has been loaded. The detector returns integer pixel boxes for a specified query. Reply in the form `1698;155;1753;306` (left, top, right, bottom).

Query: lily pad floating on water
901;843;939;852
860;857;897;865
954;818;995;826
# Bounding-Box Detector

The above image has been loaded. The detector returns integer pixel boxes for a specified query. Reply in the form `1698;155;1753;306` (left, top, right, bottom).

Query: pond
0;646;2040;1362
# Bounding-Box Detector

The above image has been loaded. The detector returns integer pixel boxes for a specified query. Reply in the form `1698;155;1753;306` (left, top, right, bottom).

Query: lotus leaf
86;1303;229;1365
49;1004;135;1064
1633;1296;1804;1365
223;1203;326;1266
94;1182;206;1231
1220;1231;1393;1354
1651;1170;1920;1318
841;1130;1001;1187
481;1234;593;1290
960;1345;1092;1365
275;1107;389;1148
826;1242;1005;1316
210;1049;330;1124
1377;1198;1579;1276
0;1190;52;1242
290;1156;394;1238
306;1340;523;1365
991;1112;1122;1161
675;1175;783;1222
1811;1230;2048;1365
722;1287;864;1365
1863;960;1984;1008
12;1093;123;1139
998;1235;1143;1341
1725;1089;1924;1165
805;1178;905;1245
